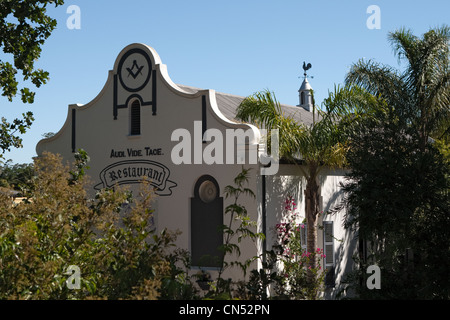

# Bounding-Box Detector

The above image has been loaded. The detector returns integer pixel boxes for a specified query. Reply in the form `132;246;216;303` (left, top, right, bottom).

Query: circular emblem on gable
198;180;218;203
117;48;152;92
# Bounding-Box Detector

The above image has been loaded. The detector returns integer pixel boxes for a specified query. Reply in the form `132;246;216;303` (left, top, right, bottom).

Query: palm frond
388;27;420;66
345;59;409;110
236;85;385;173
236;90;282;129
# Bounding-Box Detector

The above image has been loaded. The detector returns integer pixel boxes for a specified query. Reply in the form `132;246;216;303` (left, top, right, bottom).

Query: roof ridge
175;83;317;125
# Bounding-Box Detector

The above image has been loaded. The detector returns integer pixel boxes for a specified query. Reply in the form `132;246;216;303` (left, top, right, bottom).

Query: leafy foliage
0;0;64;157
272;195;325;299
244;195;326;300
235;88;364;274
0;112;34;159
204;167;265;299
346;25;450;149
0;159;35;193
340;103;449;299
0;0;64;102
340;26;450;299
0;155;336;300
0;152;192;300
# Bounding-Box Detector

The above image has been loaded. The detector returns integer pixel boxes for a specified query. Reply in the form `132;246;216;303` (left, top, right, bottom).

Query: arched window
130;100;141;135
190;175;223;268
300;91;305;105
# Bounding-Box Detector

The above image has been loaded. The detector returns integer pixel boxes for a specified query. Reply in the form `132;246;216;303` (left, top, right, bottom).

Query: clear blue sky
1;0;449;164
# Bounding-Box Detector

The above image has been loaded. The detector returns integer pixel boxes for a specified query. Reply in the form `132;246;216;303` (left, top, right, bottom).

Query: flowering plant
273;195;325;299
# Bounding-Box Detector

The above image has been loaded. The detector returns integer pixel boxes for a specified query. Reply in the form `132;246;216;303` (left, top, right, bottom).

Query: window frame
130;99;141;136
300;91;305;105
323;221;334;269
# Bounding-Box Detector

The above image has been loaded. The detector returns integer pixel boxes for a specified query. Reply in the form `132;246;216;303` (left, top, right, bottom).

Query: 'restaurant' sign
94;160;177;196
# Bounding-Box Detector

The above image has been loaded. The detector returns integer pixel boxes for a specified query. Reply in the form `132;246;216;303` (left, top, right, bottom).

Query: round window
198;180;218;203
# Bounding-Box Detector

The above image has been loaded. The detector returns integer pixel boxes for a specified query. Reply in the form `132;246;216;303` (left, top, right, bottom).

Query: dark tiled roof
176;84;319;126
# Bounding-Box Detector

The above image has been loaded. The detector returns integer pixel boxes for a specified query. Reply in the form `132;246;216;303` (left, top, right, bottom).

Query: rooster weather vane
302;61;312;78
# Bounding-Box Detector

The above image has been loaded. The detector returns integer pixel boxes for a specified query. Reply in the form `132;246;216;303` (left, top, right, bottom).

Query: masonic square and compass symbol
117;48;152;92
126;60;144;79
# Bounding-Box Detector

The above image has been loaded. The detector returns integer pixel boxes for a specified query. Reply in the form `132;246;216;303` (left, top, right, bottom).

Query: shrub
0;151;190;299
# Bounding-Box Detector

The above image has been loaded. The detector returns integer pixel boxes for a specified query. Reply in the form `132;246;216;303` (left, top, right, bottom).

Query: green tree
346;25;450;150
340;98;449;299
0;0;64;158
0;160;35;193
235;87;374;276
341;26;450;299
0;152;191;300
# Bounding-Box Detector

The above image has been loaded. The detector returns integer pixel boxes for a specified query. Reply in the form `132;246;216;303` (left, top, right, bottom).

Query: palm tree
346;25;450;150
235;87;376;273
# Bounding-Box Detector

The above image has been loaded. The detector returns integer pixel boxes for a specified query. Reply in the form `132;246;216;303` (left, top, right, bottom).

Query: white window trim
323;221;334;269
129;99;141;136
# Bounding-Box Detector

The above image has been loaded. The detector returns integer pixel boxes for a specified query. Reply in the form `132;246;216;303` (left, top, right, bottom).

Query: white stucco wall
36;43;262;283
36;43;357;298
262;165;357;299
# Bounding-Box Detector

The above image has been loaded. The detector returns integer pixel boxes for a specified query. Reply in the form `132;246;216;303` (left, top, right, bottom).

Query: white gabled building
36;43;357;299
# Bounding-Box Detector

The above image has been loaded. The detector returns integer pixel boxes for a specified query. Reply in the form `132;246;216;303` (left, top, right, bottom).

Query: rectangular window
130;100;141;135
323;221;334;268
323;221;335;288
300;223;307;251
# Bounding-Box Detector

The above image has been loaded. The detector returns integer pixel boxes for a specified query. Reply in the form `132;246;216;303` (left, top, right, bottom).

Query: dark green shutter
130;100;140;135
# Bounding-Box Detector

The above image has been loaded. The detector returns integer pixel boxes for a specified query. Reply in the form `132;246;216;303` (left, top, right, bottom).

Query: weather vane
302;61;313;79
